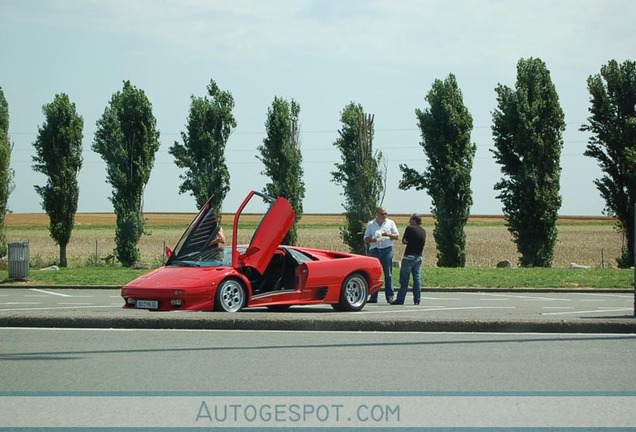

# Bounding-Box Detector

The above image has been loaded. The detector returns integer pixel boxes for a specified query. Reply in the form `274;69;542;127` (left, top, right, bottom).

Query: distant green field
1;212;631;289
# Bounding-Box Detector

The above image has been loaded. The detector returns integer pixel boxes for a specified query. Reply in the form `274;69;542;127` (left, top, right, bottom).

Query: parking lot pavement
360;291;634;319
0;287;635;333
0;288;123;312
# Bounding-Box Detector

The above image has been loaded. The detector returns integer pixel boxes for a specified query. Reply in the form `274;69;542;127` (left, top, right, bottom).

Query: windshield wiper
169;260;201;267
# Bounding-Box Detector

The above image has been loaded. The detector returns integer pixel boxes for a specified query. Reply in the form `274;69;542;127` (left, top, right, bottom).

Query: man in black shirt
392;213;426;305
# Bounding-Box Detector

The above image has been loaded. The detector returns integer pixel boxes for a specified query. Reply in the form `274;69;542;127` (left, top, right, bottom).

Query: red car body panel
121;191;383;312
122;266;239;311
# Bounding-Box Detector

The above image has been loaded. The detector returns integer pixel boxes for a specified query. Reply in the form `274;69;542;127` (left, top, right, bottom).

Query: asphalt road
3;327;636;392
2;327;636;428
2;293;636;428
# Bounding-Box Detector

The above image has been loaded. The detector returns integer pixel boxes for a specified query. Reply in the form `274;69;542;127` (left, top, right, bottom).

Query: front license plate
135;300;159;309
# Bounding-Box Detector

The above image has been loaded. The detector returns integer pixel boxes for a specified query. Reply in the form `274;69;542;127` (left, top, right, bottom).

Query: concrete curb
1;313;635;334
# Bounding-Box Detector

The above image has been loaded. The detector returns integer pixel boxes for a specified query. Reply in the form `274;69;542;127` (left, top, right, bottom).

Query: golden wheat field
4;213;623;269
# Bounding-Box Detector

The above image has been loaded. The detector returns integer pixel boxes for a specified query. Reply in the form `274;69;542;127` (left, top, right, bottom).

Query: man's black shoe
367;299;378;303
390;301;404;305
414;301;420;305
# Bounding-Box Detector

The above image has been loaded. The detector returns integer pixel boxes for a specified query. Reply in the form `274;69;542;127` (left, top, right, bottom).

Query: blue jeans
395;255;422;304
369;247;394;301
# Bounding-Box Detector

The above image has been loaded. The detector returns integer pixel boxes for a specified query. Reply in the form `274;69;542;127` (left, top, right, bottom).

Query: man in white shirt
363;206;399;303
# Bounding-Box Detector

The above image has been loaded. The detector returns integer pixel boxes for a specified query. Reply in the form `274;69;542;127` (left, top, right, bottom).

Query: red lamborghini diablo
121;190;383;312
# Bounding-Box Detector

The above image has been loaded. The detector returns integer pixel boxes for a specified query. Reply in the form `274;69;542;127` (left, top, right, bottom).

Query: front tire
215;278;246;312
333;273;368;311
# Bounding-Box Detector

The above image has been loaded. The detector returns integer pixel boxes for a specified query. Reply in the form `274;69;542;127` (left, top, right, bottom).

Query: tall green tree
0;87;14;258
169;79;236;213
257;97;305;245
491;57;565;267
32;93;84;267
580;59;636;268
399;74;476;267
93;80;160;267
331;102;385;255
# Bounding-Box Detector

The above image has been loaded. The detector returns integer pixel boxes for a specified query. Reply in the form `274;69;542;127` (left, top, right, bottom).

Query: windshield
167;246;233;267
168;197;224;266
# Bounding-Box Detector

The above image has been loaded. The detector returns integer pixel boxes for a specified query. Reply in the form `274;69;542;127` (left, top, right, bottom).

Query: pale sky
1;0;634;215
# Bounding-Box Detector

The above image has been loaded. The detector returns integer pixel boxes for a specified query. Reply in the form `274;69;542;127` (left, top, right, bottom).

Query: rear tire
214;278;246;312
333;273;368;311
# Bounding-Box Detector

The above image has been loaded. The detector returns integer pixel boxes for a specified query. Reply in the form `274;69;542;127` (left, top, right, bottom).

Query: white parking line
29;288;72;297
422;296;461;301
573;293;632;299
0;305;121;312
359;306;517;315
58;303;95;306
465;292;571;302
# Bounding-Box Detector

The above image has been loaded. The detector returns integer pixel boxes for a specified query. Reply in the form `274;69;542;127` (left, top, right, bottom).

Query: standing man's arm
385;220;399;240
402;226;410;245
363;223;375;245
383;231;399;240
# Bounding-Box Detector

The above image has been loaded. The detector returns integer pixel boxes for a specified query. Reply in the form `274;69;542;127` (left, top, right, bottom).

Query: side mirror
165;247;173;260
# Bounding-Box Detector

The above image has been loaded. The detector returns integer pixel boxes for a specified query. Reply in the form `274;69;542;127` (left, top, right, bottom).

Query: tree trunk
59;243;67;268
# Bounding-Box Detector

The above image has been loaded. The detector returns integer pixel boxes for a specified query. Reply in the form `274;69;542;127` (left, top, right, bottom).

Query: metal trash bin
8;242;30;279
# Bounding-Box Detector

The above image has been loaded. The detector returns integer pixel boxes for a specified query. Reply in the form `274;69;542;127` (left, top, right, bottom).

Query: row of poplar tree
0;57;634;268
